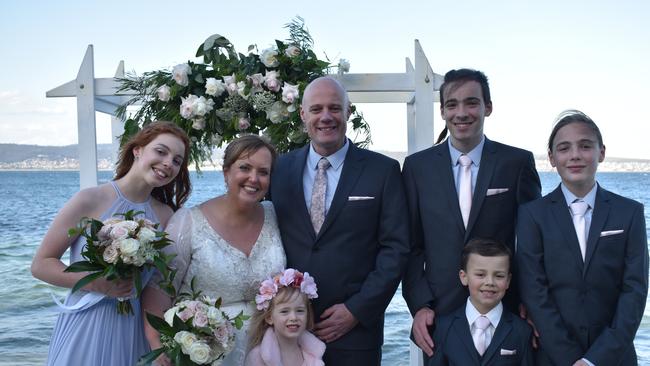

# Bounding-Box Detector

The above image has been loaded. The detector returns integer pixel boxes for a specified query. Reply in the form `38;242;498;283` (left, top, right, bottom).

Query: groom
271;76;410;365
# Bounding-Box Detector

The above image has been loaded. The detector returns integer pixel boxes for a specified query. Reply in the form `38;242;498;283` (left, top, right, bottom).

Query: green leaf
136;348;165;366
70;271;104;293
65;261;104;273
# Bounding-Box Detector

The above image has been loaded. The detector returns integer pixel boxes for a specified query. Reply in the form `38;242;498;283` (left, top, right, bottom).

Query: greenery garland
116;17;371;168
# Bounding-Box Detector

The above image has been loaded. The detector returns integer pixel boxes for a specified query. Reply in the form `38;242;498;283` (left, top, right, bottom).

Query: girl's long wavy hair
114;121;191;210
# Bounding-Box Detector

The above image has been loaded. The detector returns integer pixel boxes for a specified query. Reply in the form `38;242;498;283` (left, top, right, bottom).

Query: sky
1;0;649;159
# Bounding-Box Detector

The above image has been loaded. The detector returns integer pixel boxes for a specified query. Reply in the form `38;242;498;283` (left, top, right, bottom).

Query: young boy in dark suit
429;238;533;366
517;110;648;366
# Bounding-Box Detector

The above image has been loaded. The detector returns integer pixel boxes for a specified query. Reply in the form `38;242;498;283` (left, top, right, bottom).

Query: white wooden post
74;46;99;189
47;46;129;187
110;61;126;169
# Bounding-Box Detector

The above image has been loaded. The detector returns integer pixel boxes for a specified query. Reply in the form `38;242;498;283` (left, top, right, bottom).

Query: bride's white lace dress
165;200;286;365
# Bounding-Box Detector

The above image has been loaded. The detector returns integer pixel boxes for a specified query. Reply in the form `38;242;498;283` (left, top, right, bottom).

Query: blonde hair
247;287;315;350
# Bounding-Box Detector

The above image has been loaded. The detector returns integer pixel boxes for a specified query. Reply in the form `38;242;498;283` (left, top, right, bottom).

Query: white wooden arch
47;41;443;189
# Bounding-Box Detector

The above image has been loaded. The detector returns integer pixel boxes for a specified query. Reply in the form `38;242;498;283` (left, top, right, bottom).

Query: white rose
266;101;289;124
260;48;280;68
172;63;192;87
193;96;214;117
207;307;224;325
338;58;350;73
174;330;197;353
118;238;140;257
188;341;212;364
285;45;301;57
264;70;281;92
137;227;156;244
192;117;206;130
281;82;300;104
236;81;247;98
180;95;198;119
205;78;226;97
102;244;119;264
157;85;171;101
164;306;179;326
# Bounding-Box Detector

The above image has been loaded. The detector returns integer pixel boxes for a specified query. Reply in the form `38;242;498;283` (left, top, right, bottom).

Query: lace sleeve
149;207;194;292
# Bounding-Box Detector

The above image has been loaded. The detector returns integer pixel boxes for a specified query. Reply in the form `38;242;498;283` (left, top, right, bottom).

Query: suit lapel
291;146;317;241
481;310;513;365
465;138;496;241
315;143;365;241
450;308;481;364
436;142;466;234
549;186;585;270
584;187;611;274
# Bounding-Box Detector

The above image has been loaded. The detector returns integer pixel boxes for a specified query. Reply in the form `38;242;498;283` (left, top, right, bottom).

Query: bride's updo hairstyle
222;135;278;171
115;121;192;211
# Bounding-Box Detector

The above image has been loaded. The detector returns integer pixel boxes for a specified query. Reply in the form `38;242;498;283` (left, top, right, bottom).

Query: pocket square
486;188;509;196
500;349;517;356
600;229;624;237
348;196;375;201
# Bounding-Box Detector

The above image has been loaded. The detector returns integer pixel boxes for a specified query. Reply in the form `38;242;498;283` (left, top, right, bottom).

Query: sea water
0;171;648;365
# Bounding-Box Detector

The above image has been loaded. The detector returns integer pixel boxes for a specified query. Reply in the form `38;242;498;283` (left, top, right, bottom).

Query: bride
145;135;286;365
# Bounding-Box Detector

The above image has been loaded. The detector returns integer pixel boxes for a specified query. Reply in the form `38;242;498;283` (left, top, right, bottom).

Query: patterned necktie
458;155;473;228
310;158;330;233
570;200;590;260
473;315;491;356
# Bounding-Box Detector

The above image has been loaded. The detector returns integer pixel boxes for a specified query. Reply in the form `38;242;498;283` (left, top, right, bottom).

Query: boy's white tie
310;157;330;233
458;155;473;228
570;200;590;260
473;315;491;356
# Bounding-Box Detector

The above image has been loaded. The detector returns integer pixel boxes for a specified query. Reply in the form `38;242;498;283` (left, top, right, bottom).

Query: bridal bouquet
117;17;370;168
139;280;247;365
65;209;175;315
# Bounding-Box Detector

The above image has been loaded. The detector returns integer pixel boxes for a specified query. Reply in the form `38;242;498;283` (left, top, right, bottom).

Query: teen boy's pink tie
458;155;473;228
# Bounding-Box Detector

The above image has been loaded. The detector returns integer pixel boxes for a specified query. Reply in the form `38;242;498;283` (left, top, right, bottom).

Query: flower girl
245;269;325;366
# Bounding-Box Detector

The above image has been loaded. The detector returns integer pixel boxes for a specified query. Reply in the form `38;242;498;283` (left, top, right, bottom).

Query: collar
465;297;503;328
561;182;598;208
307;139;348;172
449;136;485;167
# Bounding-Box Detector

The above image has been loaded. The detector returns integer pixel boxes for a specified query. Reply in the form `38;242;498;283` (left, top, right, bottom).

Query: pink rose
192;310;208;328
279;268;297;286
178;308;194;322
237;117;250;131
301;272;319;299
281;82;299;104
264;70;281;92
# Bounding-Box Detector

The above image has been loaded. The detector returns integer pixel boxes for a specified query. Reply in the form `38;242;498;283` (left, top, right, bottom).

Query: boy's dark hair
460;238;512;271
436;69;492;144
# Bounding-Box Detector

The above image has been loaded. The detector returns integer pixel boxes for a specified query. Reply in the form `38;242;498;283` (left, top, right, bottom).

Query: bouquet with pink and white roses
65;209;175;315
139;279;247;366
117;17;370;169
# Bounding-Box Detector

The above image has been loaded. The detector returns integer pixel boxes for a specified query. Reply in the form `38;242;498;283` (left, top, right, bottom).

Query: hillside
1;144;649;172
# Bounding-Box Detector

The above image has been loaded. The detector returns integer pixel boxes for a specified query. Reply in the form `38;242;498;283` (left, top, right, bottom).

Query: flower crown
255;268;318;310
